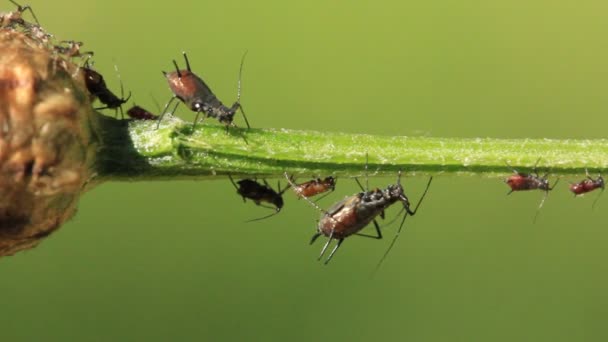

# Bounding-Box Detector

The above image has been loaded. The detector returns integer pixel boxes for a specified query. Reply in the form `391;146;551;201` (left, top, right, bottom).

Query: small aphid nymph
287;174;336;201
569;169;604;208
126;105;159;121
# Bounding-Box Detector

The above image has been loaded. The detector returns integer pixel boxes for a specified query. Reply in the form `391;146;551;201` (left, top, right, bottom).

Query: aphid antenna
547;177;559;191
114;62;131;118
365;153;369;191
10;0;40;26
245;210;281;223
372;175;433;277
234;50;251;129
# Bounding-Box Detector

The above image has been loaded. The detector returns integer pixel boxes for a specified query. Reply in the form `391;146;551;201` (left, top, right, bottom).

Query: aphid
505;159;559;222
82;61;131;118
288;168;432;265
569;169;604;208
126;105;159;121
287;174;336;201
25;23;52;45
157;52;250;130
0;0;39;28
53;40;93;58
228;175;289;221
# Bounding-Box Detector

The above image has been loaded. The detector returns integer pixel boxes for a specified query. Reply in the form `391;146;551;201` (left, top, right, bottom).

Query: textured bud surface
0;29;98;256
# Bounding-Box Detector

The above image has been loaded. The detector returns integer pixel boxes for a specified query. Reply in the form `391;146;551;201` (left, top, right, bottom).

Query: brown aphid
293;169;432;265
0;0;39;28
287;174;336;201
504;159;559;222
569;169;604;208
157;52;250;130
126;105;159;121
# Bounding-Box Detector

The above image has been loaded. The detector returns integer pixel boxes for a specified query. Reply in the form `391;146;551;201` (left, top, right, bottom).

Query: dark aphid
505;159;559;222
287;174;336;201
53;40;93;58
228;175;289;222
290;167;432;266
0;0;39;28
82;61;131;118
126;105;159;121
157;52;250;130
569;169;604;208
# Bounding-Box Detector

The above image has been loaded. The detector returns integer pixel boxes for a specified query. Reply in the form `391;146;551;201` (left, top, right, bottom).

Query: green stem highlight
93;115;608;181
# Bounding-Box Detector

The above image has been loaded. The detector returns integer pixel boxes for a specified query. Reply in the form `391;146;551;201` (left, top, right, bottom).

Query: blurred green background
3;0;608;341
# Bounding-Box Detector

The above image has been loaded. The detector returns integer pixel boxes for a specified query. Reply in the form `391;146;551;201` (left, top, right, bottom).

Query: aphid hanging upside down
229;175;289;222
157;52;250;130
504;159;559;222
289;170;433;266
286;174;336;201
569;169;604;208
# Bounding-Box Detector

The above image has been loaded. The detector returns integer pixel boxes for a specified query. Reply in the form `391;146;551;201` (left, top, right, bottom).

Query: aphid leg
406;176;434;216
354;220;383;239
592;186;604;210
533;191;548;224
324;238;344;265
192;110;205;129
10;0;40;26
238;104;251;129
373;176;433;274
156;96;179;128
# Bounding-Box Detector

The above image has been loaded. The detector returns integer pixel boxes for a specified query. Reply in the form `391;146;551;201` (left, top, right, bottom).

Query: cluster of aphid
229;165;433;268
4;2;604;268
505;161;604;222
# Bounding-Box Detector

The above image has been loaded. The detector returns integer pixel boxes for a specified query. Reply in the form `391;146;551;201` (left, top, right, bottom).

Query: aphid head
385;183;404;199
217;104;237;125
598;175;605;190
325;176;337;190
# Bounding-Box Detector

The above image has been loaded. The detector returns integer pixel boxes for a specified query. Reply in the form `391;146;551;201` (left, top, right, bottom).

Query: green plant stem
93;115;608;182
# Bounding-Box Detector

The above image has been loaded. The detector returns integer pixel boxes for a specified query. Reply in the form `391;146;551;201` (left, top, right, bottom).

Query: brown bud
0;29;99;256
